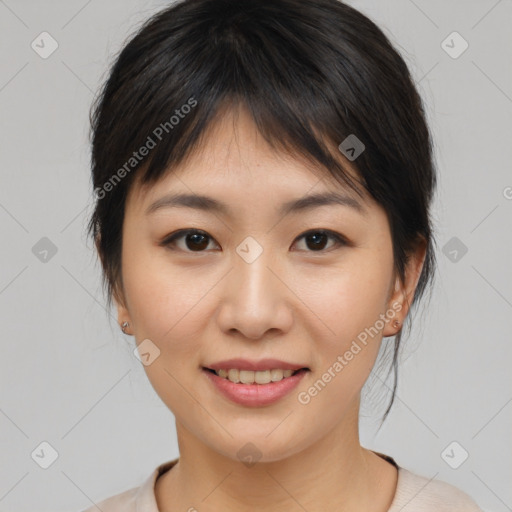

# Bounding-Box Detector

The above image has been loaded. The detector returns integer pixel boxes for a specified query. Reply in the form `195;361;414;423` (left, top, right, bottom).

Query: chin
213;433;311;466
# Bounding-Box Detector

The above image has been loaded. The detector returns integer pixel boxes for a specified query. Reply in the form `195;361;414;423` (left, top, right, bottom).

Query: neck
156;398;397;512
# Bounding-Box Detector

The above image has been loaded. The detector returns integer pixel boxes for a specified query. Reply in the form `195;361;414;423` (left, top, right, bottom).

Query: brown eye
184;232;209;251
162;229;218;252
293;230;347;252
161;228;347;254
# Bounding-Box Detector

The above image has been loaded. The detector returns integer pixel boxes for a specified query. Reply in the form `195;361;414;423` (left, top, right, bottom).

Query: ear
382;236;427;337
95;233;132;332
115;285;131;330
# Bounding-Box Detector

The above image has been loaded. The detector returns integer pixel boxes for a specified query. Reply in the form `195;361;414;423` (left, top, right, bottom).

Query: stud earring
393;319;401;329
121;321;130;334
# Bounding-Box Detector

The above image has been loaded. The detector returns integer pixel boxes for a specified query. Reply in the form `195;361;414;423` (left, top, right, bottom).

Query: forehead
128;104;370;213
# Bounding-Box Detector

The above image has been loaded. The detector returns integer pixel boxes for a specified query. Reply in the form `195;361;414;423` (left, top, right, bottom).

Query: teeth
214;368;296;384
228;369;239;383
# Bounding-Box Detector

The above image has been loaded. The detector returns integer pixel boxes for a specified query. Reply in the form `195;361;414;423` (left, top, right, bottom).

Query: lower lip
202;368;309;407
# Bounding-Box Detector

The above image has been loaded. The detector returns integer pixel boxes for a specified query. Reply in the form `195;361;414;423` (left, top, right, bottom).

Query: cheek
302;253;393;339
293;259;393;422
299;250;394;383
121;246;213;410
121;241;220;359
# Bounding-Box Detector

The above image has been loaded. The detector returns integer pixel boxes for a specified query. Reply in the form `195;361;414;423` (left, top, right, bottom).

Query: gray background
0;1;511;511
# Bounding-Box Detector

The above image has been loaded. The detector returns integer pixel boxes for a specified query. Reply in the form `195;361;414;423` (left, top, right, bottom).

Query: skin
112;104;426;512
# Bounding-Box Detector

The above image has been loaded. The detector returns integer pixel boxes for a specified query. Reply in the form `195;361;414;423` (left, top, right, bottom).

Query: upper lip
204;358;309;372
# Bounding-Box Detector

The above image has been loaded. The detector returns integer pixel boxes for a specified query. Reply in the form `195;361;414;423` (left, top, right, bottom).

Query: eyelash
160;228;348;253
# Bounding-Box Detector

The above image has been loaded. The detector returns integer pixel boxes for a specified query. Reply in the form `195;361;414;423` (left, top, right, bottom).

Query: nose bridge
218;235;290;338
233;236;278;309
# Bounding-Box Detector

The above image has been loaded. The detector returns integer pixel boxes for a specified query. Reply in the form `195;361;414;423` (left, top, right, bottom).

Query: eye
161;229;219;252
161;228;348;253
292;229;348;252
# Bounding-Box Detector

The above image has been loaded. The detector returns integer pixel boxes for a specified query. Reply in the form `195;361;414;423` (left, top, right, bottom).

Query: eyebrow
145;191;367;216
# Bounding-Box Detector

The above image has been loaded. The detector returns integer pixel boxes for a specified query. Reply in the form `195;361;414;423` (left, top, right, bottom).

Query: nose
216;246;293;340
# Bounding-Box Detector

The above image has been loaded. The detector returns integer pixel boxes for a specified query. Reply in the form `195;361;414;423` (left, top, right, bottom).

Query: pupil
187;233;208;251
307;233;327;250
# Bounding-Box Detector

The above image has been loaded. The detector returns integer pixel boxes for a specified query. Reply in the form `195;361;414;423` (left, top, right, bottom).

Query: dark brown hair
87;0;437;423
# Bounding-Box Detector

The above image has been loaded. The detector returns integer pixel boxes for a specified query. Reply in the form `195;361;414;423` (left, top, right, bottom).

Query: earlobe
382;277;405;337
117;305;132;336
120;321;131;335
114;285;132;335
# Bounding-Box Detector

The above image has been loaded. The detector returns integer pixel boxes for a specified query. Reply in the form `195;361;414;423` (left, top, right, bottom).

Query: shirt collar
135;458;179;512
133;452;401;512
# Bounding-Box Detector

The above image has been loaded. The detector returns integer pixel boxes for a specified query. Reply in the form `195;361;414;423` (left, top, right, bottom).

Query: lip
204;358;309;372
202;367;309;407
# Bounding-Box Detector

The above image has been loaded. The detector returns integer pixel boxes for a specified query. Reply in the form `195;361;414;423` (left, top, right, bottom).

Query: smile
202;367;310;407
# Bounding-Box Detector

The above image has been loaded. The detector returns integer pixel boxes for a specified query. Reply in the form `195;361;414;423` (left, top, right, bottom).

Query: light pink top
80;452;483;511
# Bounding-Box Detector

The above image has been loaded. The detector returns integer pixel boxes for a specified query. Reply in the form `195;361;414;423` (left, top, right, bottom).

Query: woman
83;0;483;510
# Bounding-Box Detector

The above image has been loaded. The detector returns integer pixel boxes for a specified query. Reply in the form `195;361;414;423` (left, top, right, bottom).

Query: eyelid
160;228;349;252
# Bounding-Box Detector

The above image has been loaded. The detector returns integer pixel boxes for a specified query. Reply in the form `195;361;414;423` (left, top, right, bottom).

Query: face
115;105;423;463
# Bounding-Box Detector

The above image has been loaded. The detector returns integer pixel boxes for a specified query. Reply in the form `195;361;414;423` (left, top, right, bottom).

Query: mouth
201;366;310;406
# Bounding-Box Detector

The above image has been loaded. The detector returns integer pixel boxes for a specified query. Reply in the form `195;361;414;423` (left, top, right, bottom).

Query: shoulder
78;458;179;512
79;486;139;512
389;467;483;512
